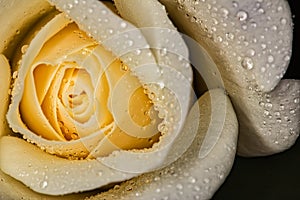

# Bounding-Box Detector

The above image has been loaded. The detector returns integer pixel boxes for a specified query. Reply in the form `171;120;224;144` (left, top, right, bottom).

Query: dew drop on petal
267;55;274;63
236;10;248;21
120;22;127;28
39;180;48;189
232;1;239;8
225;32;234;40
241;57;254;70
280;18;287;25
247;48;256;57
176;183;183;190
204;178;210;184
21;45;29;54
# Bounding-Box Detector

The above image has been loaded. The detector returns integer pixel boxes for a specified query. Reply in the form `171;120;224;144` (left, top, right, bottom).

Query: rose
0;0;236;198
0;0;298;198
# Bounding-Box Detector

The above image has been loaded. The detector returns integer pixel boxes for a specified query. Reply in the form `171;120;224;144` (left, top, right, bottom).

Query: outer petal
88;89;238;200
160;0;299;156
0;55;11;137
0;0;53;58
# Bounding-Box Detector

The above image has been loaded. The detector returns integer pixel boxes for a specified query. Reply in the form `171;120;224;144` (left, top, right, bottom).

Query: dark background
213;0;300;199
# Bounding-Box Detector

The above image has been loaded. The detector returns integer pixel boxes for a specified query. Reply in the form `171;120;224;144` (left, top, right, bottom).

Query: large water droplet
280;18;287;25
237;10;248;21
241;57;254;70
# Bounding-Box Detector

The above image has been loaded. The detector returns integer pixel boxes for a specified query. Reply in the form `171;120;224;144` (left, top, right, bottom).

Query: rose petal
0;55;11;137
237;79;300;156
160;0;299;156
0;169;97;199
88;89;238;200
0;136;136;196
0;0;53;56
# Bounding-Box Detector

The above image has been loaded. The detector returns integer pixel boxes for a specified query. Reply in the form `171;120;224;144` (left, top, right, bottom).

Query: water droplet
188;176;196;183
218;174;224;179
261;67;266;73
160;48;168;56
135;49;142;55
125;40;134;47
204;178;210;183
21;45;29;54
120;22;127;28
12;71;18;79
194;186;200;191
274;112;280;117
97;171;103;176
39;180;48;189
237;10;248;21
232;1;239;8
241;57;254;70
220;8;229;17
267;55;274;63
106;29;114;34
100;9;107;15
247;48;256;57
258;8;265;14
176;184;183;190
294;98;299;104
265;102;273;109
225;32;234;40
242;24;247;30
120;62;128;71
280;18;287;25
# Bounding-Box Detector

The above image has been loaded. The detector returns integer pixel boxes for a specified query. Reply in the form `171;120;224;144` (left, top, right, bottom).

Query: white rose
0;0;298;199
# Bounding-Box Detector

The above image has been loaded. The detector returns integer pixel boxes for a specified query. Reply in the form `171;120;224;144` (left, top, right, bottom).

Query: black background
213;0;300;199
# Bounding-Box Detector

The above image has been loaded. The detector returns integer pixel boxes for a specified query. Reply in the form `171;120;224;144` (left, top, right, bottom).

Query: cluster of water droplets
87;104;236;200
257;80;300;146
173;0;292;92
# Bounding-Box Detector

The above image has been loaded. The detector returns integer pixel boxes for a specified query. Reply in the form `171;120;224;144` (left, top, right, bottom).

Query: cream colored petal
236;79;300;156
0;55;11;137
160;0;299;156
114;0;192;80
0;0;53;56
0;136;136;196
89;89;238;200
0;169;95;200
